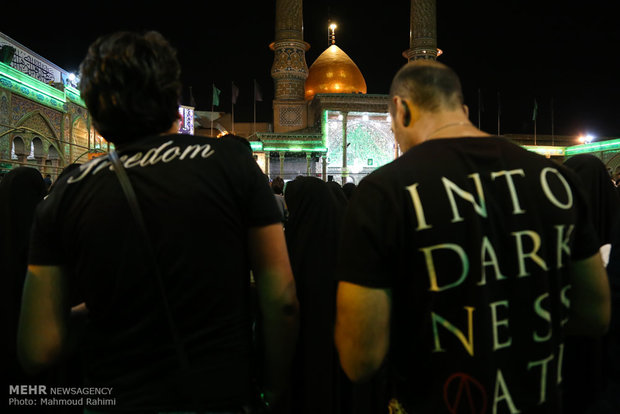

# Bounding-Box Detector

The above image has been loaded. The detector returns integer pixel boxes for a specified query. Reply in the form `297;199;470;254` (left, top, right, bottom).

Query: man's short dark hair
79;31;182;145
389;60;464;114
271;176;285;195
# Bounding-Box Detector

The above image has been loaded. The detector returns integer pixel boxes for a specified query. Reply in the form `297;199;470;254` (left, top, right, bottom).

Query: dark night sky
2;0;619;138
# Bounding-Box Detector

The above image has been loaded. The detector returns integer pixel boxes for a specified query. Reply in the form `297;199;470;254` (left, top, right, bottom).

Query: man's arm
17;265;69;374
335;281;391;383
566;252;611;336
248;223;299;407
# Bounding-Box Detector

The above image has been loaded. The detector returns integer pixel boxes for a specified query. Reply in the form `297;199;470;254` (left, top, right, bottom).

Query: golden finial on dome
329;22;337;46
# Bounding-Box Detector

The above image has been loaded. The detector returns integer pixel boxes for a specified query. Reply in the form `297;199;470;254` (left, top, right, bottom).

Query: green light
323;109;329;145
263;146;328;153
65;85;86;106
0;61;87;110
65;84;80;95
250;141;263;151
1;62;65;101
523;145;565;156
262;139;322;145
565;138;620;155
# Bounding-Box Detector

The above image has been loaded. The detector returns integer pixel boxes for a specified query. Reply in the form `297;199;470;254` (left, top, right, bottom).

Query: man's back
18;31;297;413
337;136;601;413
28;134;281;410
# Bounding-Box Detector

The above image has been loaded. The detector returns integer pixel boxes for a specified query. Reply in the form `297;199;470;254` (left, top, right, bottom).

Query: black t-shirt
29;134;281;411
337;136;600;413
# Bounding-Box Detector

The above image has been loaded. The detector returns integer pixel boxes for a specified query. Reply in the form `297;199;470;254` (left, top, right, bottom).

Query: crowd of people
3;30;620;414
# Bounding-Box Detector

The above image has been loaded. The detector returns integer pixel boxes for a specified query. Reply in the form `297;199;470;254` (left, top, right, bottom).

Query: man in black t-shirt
334;60;610;413
17;31;298;413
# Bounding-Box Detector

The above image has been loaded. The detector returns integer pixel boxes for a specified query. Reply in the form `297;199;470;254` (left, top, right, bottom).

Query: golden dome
305;45;367;100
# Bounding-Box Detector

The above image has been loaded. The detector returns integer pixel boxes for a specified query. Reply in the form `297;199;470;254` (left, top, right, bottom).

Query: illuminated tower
270;0;310;133
403;0;438;60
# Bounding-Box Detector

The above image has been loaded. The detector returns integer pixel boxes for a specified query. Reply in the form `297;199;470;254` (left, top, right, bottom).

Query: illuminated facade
260;0;619;181
178;105;195;135
258;0;443;182
0;32;197;177
0;32;100;178
324;110;394;182
257;90;393;182
265;0;394;182
3;2;618;180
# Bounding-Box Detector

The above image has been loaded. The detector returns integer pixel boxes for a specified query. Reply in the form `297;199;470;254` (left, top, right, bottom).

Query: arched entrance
11;136;26;164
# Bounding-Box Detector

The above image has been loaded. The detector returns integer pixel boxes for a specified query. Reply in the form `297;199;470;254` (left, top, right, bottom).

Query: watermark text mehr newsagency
9;385;113;396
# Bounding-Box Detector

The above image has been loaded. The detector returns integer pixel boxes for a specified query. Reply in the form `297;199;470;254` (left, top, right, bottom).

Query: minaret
403;0;438;60
270;0;310;133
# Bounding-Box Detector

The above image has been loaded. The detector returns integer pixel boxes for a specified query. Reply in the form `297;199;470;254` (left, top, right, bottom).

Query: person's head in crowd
342;182;356;200
563;154;620;247
389;60;468;152
0;167;47;261
79;31;182;146
326;180;347;207
271;176;285;195
220;133;252;153
43;174;52;192
286;176;345;221
284;175;346;260
614;165;620;186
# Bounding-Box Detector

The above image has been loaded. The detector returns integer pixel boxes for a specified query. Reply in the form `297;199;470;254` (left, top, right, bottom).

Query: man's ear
462;104;469;117
393;96;414;129
401;101;412;127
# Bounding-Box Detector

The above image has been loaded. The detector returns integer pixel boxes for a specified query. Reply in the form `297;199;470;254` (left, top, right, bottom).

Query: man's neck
421;112;489;142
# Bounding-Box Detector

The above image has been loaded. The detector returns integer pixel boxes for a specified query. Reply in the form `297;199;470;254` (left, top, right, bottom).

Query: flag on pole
496;91;501;135
232;82;239;105
189;86;196;108
497;91;501;116
477;88;484;128
532;99;538;121
212;84;221;107
254;79;263;102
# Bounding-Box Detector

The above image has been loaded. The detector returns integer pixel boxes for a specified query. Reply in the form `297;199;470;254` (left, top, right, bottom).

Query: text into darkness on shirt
406;167;574;413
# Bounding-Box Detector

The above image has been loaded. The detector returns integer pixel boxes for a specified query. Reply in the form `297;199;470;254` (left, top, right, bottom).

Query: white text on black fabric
406;167;575;413
68;140;215;184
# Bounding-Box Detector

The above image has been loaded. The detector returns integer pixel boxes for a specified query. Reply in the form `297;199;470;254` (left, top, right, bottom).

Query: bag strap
108;150;190;373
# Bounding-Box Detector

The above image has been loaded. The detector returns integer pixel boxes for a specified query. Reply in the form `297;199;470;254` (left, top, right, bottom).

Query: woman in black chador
1;168;47;387
563;154;620;413
285;176;347;413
